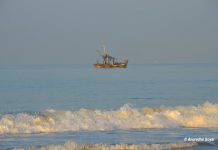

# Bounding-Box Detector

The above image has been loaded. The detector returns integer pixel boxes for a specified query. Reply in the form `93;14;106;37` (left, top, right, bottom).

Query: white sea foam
13;141;197;150
1;102;218;134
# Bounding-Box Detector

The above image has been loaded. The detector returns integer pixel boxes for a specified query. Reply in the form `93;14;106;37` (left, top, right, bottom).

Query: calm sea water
0;64;218;150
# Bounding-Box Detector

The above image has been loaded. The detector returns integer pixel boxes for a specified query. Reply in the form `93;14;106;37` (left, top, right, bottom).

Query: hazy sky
0;0;218;64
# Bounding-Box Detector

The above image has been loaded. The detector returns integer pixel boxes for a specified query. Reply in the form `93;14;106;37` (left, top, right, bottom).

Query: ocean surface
0;64;218;150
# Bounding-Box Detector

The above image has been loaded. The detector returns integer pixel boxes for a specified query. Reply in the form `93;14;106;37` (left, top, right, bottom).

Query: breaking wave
1;102;218;135
13;141;198;150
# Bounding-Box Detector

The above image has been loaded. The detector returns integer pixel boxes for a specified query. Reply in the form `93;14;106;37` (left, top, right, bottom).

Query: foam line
13;141;197;150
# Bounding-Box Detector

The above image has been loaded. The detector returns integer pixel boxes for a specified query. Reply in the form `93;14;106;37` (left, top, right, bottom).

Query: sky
0;0;218;64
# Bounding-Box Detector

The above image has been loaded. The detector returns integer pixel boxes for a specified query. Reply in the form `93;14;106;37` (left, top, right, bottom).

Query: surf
12;141;198;150
0;102;218;135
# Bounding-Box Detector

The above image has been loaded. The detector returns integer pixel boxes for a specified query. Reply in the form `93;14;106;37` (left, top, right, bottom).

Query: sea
0;64;217;150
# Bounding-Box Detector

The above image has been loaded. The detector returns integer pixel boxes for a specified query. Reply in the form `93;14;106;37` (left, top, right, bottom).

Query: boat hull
94;63;127;68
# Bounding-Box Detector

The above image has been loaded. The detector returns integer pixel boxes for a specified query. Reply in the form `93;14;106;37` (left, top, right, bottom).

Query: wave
1;102;218;134
13;141;197;150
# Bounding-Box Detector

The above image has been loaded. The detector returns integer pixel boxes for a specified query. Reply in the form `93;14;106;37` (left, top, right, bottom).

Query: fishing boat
94;45;128;68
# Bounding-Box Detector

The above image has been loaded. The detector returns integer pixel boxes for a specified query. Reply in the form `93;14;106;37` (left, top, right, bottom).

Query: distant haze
0;0;218;64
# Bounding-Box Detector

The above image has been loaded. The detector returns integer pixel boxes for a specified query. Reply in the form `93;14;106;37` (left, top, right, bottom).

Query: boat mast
102;44;109;64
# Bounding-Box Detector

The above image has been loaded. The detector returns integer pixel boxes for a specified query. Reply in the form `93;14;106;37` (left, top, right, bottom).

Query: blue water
0;64;218;149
